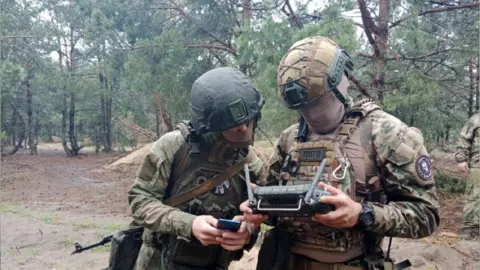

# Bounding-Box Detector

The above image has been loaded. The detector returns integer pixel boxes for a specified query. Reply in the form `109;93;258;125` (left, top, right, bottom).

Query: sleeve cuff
174;212;197;240
370;203;387;233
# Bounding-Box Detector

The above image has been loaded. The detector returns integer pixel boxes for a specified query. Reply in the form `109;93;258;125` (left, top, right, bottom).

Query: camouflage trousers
462;168;480;231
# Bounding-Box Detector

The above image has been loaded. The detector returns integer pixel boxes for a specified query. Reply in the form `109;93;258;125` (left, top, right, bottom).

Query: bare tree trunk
35;116;40;146
469;58;474;117
476;58;479;113
7;104;26;155
69;92;81;154
67;26;81;155
98;47;112;152
99;59;108;151
62;93;73;156
1;93;5;140
242;0;251;27
239;0;251;74
445;125;450;144
154;92;172;137
11;108;16;146
105;88;113;151
25;66;37;155
358;0;390;101
58;45;73;156
154;94;162;138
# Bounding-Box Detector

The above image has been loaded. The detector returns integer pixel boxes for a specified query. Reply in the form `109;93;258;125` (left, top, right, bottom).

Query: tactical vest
277;99;385;261
157;121;251;268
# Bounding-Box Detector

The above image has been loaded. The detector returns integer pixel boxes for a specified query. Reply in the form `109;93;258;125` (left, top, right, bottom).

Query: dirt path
1;144;479;270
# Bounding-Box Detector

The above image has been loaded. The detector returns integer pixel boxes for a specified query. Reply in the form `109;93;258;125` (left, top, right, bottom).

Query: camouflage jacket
263;108;440;239
127;129;264;240
455;113;480;166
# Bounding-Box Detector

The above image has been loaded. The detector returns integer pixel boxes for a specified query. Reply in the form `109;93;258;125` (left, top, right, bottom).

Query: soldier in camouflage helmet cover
454;113;480;239
241;36;440;270
128;67;265;270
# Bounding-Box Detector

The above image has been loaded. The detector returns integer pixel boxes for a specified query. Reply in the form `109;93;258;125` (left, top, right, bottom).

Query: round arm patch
415;155;433;181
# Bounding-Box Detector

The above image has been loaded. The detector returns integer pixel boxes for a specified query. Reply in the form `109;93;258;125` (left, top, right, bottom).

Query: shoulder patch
415;155;433;181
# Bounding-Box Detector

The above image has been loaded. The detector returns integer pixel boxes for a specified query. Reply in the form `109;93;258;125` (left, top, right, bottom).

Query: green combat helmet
189;67;265;135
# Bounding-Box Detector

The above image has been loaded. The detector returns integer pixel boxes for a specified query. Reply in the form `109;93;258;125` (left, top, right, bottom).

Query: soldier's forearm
129;195;196;239
368;197;439;238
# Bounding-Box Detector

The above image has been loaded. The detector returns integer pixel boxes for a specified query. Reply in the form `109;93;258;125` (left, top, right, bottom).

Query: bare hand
217;216;250;251
239;185;269;228
192;215;223;246
312;183;362;228
457;161;469;173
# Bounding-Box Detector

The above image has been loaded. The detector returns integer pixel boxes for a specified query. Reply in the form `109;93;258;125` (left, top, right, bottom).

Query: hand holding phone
216;219;241;232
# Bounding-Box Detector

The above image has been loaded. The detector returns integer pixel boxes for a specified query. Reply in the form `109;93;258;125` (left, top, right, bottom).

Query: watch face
363;212;374;226
359;203;375;228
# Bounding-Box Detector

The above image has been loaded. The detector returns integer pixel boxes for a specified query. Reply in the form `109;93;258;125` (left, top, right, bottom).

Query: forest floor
1;143;479;270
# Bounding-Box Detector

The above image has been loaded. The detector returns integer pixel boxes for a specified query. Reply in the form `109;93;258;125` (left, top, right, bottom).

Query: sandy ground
1;143;479;270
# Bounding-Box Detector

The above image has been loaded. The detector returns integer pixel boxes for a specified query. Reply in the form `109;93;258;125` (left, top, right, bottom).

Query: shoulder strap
163;156;249;207
338;98;383;144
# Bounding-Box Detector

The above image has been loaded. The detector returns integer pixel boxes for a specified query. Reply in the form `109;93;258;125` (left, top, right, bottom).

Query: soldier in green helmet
128;67;265;270
241;36;440;270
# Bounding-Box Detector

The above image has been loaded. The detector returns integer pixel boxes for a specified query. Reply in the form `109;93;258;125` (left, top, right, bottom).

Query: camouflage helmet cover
276;36;354;109
189;67;265;135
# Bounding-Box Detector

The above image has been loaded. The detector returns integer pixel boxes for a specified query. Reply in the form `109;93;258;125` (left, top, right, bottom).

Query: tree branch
0;35;33;40
357;0;381;54
166;0;234;51
185;44;237;56
390;2;480;28
349;75;373;99
123;43;237;56
354;51;374;59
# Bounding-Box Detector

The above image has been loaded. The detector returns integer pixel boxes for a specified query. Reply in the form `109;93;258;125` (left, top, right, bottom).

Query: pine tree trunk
469;59;474;117
26;70;37;155
476;58;479;113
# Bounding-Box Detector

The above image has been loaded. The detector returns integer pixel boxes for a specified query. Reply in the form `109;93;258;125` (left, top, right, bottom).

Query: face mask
299;75;349;134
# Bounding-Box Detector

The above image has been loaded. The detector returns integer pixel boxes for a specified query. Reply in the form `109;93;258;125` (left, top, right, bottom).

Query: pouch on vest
107;227;143;270
171;238;222;267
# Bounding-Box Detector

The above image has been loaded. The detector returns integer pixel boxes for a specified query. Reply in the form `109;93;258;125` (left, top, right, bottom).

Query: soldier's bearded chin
300;91;345;134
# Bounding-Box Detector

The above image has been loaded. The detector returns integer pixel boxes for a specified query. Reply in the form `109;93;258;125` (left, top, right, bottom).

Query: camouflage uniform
128;67;265;270
455;113;480;237
256;37;440;270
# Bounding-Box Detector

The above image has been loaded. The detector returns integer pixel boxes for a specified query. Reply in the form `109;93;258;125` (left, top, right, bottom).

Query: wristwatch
357;202;375;230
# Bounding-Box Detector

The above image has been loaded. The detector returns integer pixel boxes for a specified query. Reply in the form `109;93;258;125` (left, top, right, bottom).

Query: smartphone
217;219;241;232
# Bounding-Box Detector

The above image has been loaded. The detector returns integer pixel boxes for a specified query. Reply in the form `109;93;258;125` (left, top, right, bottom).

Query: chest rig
167;120;249;219
277;99;383;253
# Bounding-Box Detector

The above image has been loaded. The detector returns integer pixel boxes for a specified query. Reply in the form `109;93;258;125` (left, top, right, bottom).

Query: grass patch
101;223;123;231
0;204;33;218
73;219;97;228
61;239;75;247
14;248;39;265
42;214;61;225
